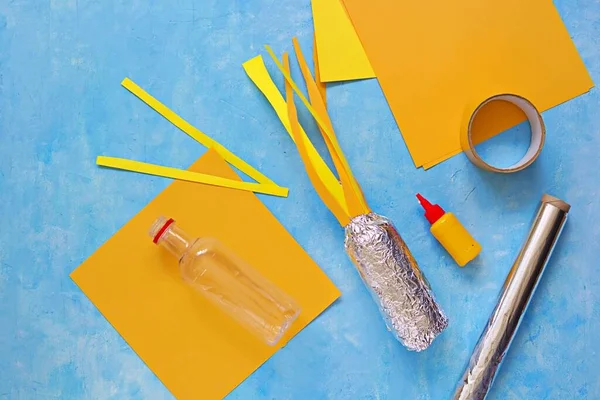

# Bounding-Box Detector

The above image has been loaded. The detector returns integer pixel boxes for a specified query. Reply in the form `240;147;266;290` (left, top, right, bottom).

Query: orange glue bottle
416;193;481;267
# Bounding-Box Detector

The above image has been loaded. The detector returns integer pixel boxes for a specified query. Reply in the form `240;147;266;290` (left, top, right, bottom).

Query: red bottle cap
416;193;446;225
153;218;175;244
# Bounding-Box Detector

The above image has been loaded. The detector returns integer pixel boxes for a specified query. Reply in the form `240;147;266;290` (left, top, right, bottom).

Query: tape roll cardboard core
461;94;545;173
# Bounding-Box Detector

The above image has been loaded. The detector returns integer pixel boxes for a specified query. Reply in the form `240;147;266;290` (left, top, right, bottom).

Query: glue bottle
149;216;300;345
416;194;481;267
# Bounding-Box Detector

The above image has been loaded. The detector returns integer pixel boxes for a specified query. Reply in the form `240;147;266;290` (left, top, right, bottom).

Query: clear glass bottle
149;216;300;346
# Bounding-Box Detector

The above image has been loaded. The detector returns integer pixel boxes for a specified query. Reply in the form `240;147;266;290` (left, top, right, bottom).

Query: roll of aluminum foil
344;212;448;351
454;194;570;399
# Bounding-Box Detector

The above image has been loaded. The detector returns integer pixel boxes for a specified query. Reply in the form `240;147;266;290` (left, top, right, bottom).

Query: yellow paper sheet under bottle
311;0;375;82
71;149;340;400
340;0;594;168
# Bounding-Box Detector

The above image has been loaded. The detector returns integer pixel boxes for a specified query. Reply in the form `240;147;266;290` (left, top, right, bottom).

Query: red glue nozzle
416;193;446;225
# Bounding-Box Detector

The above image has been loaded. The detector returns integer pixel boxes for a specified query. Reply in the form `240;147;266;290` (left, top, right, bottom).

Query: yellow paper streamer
244;41;372;224
313;34;327;105
292;38;369;217
121;78;276;186
242;56;347;213
282;54;350;226
264;46;363;202
97;156;289;197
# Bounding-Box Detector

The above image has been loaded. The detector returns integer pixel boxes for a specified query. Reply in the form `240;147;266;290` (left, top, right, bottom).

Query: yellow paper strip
311;0;375;82
242;56;347;213
265;46;344;160
283;54;350;226
264;46;368;212
292;38;369;217
97;156;289;197
313;34;327;104
121;78;277;186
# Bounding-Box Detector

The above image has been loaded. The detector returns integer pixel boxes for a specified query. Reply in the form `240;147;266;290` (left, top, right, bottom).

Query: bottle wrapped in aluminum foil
344;212;448;351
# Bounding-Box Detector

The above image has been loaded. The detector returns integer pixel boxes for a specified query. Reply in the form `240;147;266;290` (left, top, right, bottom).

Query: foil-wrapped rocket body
344;213;448;351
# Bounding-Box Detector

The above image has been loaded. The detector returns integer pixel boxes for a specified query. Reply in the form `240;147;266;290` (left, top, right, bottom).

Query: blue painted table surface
1;1;599;399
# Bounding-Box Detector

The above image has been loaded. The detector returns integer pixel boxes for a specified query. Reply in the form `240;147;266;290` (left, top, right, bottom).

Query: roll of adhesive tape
461;94;545;173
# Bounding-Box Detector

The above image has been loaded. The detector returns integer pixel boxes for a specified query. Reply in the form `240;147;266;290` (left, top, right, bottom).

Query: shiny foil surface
454;196;570;400
344;213;448;351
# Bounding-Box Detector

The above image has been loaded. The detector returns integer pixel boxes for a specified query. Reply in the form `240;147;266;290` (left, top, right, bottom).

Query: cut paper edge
242;55;347;213
422;149;463;170
121;78;277;186
311;0;376;82
97;156;289;197
313;34;327;105
282;54;351;226
292;38;369;217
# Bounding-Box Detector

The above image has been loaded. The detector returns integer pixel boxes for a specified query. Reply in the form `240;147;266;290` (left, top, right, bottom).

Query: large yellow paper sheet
340;0;594;168
312;0;375;82
71;149;340;400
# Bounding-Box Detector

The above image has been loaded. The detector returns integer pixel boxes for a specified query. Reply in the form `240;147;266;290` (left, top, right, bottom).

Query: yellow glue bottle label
430;212;481;267
417;193;482;267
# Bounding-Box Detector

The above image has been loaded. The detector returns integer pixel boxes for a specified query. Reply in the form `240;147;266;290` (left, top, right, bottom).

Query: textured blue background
1;1;599;399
